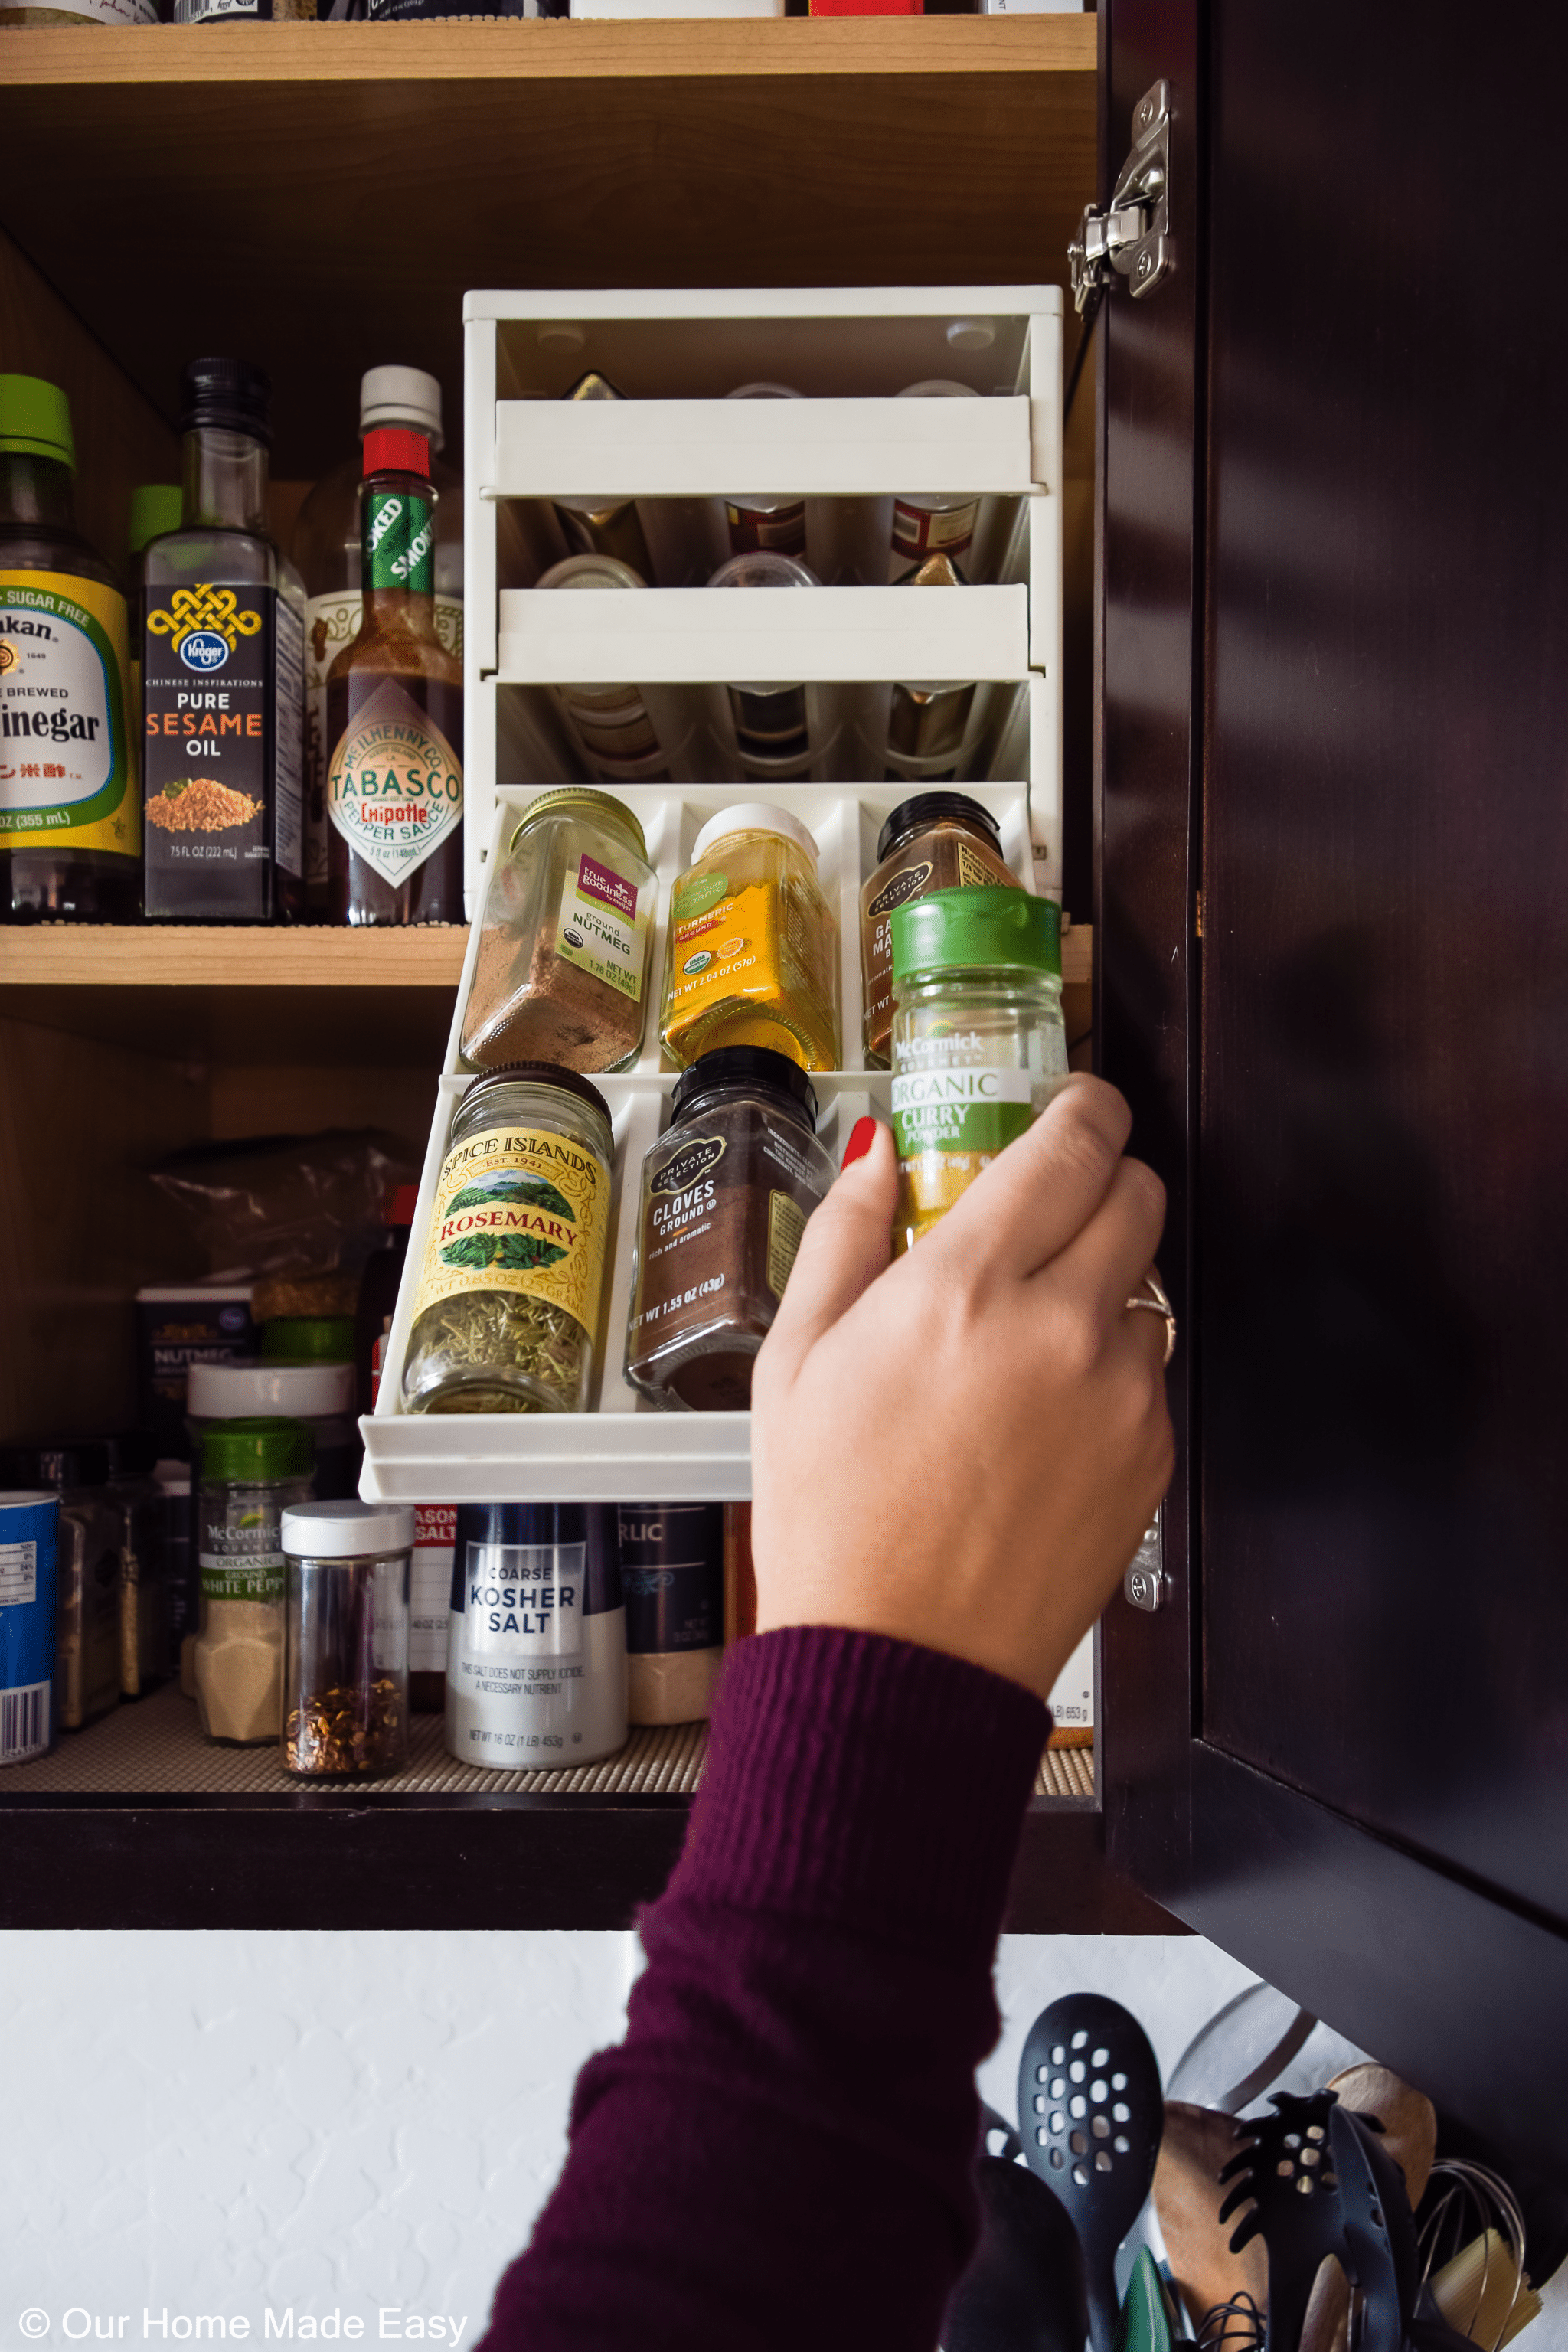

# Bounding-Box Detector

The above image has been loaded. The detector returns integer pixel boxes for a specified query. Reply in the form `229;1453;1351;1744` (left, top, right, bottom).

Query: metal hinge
1123;1510;1168;1612
1068;80;1173;318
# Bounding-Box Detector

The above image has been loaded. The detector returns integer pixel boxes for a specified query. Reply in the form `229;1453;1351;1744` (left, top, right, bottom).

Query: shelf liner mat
10;1681;1093;1801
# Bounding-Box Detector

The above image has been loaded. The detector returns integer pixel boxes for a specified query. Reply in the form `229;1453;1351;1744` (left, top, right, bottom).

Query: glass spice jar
193;1416;315;1746
860;792;1021;1068
625;1045;835;1411
890;887;1068;1256
460;789;656;1075
281;1501;412;1780
660;802;840;1072
402;1063;615;1416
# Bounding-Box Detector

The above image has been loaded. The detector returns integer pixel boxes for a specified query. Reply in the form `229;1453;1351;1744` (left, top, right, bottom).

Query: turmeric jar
660;803;840;1072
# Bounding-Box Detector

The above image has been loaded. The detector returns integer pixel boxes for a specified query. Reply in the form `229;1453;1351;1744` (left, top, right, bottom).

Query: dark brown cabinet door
1099;0;1568;2174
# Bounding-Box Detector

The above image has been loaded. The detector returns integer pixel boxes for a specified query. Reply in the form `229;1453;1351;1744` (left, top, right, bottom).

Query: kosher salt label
326;675;462;887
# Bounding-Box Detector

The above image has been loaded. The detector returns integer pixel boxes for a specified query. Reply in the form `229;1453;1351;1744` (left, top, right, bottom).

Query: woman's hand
750;1073;1174;1704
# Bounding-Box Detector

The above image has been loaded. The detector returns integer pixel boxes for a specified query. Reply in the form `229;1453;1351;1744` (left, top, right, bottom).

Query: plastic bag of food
149;1131;416;1282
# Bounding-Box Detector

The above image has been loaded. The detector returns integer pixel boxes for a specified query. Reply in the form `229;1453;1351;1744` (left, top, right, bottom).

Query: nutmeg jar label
555;850;648;1001
414;1122;609;1341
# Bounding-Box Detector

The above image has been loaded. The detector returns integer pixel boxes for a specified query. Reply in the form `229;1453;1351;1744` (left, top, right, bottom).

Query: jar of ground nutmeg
460;789;656;1075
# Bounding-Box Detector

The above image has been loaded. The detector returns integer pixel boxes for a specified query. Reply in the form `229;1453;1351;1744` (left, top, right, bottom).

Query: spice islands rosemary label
414;1123;609;1344
327;677;462;888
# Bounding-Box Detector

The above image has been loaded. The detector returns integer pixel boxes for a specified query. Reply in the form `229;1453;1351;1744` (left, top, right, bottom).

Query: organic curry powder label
413;1124;609;1340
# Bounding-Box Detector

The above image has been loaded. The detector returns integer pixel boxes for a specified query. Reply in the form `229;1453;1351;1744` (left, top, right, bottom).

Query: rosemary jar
861;792;1021;1067
281;1501;412;1780
460;789;656;1075
660;802;840;1072
402;1064;615;1416
890;887;1067;1256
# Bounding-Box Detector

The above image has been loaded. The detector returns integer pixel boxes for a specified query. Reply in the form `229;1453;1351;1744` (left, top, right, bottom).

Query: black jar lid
180;357;273;446
462;1060;613;1129
671;1045;819;1132
877;791;1001;865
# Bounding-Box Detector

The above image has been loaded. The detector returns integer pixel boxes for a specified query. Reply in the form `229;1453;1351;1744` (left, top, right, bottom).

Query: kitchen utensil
1168;1984;1320;2115
1218;2092;1418;2352
1155;2102;1267;2334
1018;1994;1165;2352
1300;2065;1439;2352
1115;2247;1177;2352
941;2154;1090;2352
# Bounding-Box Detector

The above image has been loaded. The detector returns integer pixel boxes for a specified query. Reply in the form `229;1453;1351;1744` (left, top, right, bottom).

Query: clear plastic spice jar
860;793;1021;1067
625;1046;834;1411
889;886;1067;1256
281;1501;412;1780
660;802;840;1072
460;789;656;1075
194;1416;315;1746
402;1063;615;1416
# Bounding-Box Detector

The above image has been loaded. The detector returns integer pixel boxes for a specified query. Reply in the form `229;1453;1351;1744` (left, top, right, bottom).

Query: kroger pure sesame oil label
0;572;135;858
414;1124;609;1342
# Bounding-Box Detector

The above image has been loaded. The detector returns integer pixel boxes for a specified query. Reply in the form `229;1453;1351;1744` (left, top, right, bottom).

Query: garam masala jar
660;802;839;1072
401;1064;613;1416
860;792;1020;1068
889;886;1067;1256
460;789;655;1074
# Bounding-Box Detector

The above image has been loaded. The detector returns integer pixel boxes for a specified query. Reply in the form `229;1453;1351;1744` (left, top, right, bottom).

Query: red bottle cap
364;426;429;479
389;1184;420;1226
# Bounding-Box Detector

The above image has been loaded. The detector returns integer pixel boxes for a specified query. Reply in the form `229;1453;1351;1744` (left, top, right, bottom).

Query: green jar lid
891;885;1061;985
201;1415;314;1483
261;1315;355;1364
127;483;183;556
0;374;75;469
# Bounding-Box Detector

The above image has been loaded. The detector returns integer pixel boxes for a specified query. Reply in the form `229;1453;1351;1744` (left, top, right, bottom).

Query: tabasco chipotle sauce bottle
325;429;462;925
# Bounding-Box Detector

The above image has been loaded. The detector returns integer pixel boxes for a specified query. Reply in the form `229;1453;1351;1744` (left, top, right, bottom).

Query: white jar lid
187;1360;354;1418
283;1501;415;1559
359;364;444;451
691;802;819;867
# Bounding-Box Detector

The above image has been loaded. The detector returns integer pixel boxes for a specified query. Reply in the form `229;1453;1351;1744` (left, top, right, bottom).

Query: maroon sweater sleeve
480;1626;1048;2352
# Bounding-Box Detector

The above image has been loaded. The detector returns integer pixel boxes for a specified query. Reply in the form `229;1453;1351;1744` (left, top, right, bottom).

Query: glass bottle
459;787;656;1074
551;368;656;582
402;1065;615;1416
142;358;305;923
281;1501;412;1780
535;554;673;785
194;1415;314;1747
889;886;1067;1256
660;802;840;1072
707;548;818;780
0;0;154;24
860;792;1021;1067
2;373;138;923
885;553;978;782
292;366;462;913
625;1045;834;1411
325;427;464;925
722;382;807;561
125;482;182;759
889;380;982;580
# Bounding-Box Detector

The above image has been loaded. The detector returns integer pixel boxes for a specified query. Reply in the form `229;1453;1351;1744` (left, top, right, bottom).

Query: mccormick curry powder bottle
325;428;463;925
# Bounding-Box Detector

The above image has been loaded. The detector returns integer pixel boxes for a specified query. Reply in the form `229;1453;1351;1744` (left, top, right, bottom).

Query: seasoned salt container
660;802;840;1072
460;788;656;1075
281;1501;412;1780
890;886;1067;1256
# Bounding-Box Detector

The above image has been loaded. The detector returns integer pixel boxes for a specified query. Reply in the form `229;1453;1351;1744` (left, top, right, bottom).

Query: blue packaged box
1;1489;58;1765
136;1285;258;1458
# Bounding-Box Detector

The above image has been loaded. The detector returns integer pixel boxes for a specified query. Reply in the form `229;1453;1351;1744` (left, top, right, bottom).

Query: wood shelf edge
0;925;469;988
0;13;1096;87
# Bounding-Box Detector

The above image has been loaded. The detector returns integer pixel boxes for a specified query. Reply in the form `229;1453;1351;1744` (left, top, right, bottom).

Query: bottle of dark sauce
325;428;462;926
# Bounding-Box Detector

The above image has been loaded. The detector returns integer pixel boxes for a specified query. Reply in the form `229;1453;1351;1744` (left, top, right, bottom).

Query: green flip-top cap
261;1315;354;1365
0;374;75;469
891;885;1061;986
127;484;183;556
201;1415;314;1484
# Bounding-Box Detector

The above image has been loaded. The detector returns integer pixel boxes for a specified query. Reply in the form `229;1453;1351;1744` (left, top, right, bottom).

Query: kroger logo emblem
179;629;230;673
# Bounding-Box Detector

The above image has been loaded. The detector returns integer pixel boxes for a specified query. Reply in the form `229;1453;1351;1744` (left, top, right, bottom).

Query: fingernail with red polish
841;1116;877;1171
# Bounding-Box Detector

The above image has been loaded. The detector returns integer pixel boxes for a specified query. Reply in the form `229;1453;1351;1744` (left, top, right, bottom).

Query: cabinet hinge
1068;80;1173;318
1194;889;1204;939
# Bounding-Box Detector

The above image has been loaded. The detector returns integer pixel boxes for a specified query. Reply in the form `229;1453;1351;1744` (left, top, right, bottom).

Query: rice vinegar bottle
324;429;463;925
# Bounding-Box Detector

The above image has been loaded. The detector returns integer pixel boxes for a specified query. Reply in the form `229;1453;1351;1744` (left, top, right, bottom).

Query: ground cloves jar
282;1501;413;1780
402;1063;615;1416
889;886;1067;1256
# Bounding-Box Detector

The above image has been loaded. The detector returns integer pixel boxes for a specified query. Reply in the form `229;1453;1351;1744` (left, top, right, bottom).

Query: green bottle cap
260;1315;355;1365
201;1415;314;1484
127;483;183;556
890;885;1061;986
0;374;76;469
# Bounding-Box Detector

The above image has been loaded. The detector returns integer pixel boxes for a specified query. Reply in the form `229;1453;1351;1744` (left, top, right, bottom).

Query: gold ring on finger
1125;1271;1177;1367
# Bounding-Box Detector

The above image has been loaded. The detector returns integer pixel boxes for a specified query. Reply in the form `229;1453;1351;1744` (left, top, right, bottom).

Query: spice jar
889;380;982;580
660;803;840;1072
721;381;807;560
535;555;672;785
187;1359;358;1504
194;1416;314;1746
861;793;1021;1067
707;549;818;781
446;1501;626;1771
281;1501;412;1780
890;887;1067;1256
403;1063;614;1416
625;1045;834;1410
460;789;656;1076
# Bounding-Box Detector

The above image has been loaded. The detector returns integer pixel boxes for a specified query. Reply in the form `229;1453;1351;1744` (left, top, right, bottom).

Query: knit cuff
665;1626;1049;1966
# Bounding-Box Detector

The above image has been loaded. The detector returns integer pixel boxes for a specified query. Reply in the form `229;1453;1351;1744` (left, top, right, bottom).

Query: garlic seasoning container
890;887;1067;1256
446;1503;626;1770
860;792;1021;1068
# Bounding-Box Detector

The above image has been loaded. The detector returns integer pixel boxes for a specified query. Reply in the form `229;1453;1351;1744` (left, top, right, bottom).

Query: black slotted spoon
1017;1994;1165;2352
